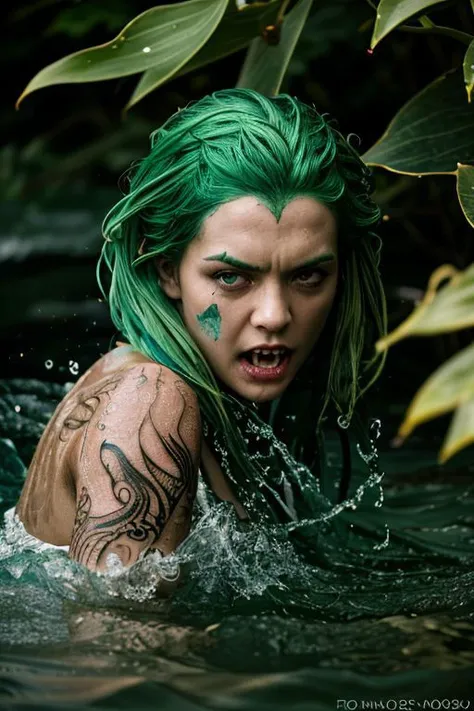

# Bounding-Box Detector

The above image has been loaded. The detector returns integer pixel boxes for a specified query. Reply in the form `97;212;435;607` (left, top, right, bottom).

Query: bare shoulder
69;362;201;572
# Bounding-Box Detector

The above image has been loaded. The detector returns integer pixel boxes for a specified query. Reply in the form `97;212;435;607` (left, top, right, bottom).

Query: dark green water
0;380;473;710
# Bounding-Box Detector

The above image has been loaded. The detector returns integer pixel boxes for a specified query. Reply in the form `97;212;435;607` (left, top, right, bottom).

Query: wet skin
15;197;337;570
158;196;338;403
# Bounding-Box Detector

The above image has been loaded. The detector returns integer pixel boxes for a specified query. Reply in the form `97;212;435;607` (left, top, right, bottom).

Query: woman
14;89;386;573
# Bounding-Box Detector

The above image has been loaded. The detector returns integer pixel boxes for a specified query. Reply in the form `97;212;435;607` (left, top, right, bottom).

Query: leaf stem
276;0;293;24
398;22;473;46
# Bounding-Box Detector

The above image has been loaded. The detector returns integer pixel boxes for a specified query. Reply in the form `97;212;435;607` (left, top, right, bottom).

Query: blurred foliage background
2;0;473;461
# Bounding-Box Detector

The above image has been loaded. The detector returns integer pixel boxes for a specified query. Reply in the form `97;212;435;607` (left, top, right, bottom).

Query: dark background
2;0;474;451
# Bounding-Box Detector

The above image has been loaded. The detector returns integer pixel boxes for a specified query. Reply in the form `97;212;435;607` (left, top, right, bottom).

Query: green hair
98;88;387;515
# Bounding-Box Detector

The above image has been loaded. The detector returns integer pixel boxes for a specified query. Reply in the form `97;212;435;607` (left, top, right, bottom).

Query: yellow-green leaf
371;0;447;49
236;0;314;96
128;0;280;108
463;39;474;102
17;0;228;106
439;395;474;463
399;341;474;437
363;72;474;175
457;163;474;227
376;263;474;352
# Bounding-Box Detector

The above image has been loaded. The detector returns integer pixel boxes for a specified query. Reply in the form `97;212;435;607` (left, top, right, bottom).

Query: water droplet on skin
45;359;53;370
142;46;151;53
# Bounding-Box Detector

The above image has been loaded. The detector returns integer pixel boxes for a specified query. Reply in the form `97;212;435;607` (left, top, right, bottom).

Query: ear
155;257;182;300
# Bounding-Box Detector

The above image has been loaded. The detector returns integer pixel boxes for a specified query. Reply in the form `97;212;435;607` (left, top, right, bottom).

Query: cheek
196;304;222;342
300;291;337;340
318;278;339;316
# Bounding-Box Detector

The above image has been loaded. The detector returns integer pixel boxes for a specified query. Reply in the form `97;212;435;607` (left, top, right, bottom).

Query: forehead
196;196;337;251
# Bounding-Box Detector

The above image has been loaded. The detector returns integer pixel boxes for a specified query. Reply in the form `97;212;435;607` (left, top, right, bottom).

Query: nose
249;282;292;332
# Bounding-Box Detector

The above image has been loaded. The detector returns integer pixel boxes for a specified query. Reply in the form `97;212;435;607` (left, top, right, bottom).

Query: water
0;380;473;709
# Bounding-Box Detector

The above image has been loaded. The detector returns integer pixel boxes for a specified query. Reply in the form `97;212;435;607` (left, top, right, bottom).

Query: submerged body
16;195;338;571
14;89;388;576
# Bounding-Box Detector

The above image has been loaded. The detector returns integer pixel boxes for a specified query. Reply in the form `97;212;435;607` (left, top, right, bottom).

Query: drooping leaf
463;39;474;102
371;0;447;48
363;72;474;175
128;0;280;107
457;163;474;227
17;0;228;107
439;395;474;463
398;341;474;438
376;264;474;352
236;0;314;96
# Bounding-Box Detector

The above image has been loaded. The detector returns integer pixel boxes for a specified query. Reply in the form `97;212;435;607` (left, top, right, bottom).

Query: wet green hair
98;88;386;502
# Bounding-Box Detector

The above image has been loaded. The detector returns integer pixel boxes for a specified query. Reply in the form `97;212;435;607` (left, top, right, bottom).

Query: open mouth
240;348;291;369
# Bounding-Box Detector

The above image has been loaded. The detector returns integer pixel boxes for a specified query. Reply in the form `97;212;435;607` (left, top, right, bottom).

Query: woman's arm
69;363;200;572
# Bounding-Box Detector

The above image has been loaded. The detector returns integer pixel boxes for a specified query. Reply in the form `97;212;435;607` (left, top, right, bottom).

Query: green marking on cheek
196;304;221;341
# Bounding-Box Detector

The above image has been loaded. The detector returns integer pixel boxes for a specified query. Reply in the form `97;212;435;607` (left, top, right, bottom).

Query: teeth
254;348;285;355
251;351;282;368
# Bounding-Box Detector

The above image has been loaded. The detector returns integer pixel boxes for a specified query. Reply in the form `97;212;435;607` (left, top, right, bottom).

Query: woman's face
159;196;338;403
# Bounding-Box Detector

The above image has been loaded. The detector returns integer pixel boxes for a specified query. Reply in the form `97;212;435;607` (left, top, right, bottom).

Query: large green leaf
398;341;474;438
376;263;474;351
463;39;474;102
457;163;474;227
439;395;474;462
17;0;228;106
128;0;280;107
371;0;447;48
236;0;314;96
363;72;474;175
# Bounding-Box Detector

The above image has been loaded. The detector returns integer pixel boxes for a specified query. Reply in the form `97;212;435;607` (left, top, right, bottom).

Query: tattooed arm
69;363;200;573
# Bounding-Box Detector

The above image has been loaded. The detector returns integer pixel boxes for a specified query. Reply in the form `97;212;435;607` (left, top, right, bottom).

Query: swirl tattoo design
70;386;195;568
59;375;123;443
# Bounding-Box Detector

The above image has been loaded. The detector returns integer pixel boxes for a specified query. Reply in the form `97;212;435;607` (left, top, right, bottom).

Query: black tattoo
59;376;122;443
70;387;195;568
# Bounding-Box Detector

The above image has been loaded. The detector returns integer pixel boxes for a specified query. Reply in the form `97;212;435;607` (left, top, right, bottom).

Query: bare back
16;345;200;570
16;344;247;572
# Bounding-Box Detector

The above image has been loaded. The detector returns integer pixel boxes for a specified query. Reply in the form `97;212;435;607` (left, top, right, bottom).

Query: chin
235;382;288;403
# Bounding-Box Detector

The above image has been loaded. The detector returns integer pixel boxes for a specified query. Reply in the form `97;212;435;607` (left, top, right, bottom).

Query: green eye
214;271;246;289
220;273;239;285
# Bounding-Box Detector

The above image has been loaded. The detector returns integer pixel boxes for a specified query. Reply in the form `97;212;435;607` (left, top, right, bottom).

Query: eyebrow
202;251;336;273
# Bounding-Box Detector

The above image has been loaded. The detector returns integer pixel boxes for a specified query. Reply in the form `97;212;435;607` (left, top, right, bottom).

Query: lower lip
238;353;292;382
